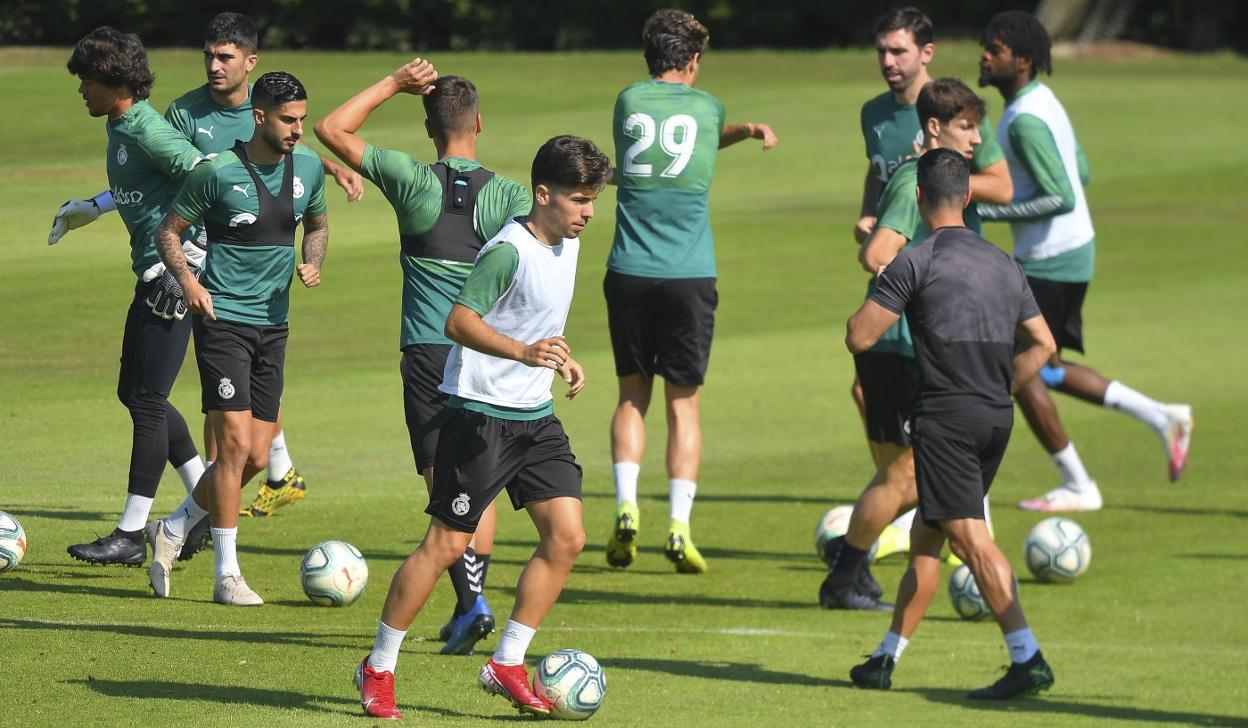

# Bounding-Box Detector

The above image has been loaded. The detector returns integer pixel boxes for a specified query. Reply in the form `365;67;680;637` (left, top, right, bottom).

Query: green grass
2;45;1248;726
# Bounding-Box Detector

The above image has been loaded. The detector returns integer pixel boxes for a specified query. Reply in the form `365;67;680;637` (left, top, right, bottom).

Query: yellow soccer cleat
873;524;911;562
605;501;639;568
665;519;708;575
241;468;307;517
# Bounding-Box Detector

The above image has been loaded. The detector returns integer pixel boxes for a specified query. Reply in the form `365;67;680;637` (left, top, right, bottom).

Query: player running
605;8;776;574
57;27;208;567
145;72;329;605
847;148;1058;700
976;11;1193;511
315;58;531;655
355;136;608;720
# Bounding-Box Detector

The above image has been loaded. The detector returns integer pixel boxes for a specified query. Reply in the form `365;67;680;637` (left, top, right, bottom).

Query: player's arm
155;210;213;320
47;191;117;245
298;211;329;288
313;57;438;173
848;247;920;352
1076;139;1090;186
1012;314;1057;393
970;158;1013;205
846;300;901;354
978;114;1075;221
855;166;880;245
859;226;908;275
319;154;364;202
719;123;777;150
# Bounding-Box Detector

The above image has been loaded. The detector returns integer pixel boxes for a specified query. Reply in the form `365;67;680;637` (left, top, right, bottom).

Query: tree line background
1;0;1243;53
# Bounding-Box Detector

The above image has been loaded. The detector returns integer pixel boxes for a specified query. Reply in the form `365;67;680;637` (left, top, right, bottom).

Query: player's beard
260;126;296;156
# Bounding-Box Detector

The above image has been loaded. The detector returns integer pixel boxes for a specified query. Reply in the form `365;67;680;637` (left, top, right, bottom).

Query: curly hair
642;9;709;77
982;11;1053;78
66;26;154;100
531;135;611;191
252;71;307;109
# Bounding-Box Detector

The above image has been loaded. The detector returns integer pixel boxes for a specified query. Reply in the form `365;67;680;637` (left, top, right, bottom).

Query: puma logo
196;126;215;139
232;184;252;198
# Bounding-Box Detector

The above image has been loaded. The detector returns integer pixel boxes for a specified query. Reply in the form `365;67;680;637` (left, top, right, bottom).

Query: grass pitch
1;45;1247;727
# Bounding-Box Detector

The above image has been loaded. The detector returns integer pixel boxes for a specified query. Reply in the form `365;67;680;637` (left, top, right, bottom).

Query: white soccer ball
300;540;368;606
532;649;606;720
1024;517;1091;583
948;564;990;621
0;511;26;573
815;505;878;564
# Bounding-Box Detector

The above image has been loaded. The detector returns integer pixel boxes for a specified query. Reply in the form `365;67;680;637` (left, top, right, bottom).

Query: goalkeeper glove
48;191;115;245
145;263;202;321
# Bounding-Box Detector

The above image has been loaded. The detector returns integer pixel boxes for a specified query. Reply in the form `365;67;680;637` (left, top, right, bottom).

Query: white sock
1103;381;1168;435
368;621;407;674
175;457;206;495
117;494;155;532
212;527;239;578
1052;443;1097;492
1004;627;1039;663
492;619;537;666
613;461;640;505
267;431;293;482
983;497;993;533
890;508;916;532
669;478;697;524
872;630;909;661
164;494;209;541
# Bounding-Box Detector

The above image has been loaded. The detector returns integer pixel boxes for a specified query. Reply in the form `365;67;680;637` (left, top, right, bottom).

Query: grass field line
8;617;1233;657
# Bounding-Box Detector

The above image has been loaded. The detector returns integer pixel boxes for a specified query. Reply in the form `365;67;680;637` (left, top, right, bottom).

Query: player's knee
1039;364;1066;389
543;526;585;564
125;390;168;423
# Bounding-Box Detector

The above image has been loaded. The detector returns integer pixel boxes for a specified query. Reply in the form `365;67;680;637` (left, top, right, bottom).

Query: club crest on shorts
116;144;128;166
218;377;236;399
451;492;471;517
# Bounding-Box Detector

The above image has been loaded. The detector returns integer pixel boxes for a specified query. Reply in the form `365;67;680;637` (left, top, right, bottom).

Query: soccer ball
815;505;877;564
1024;517;1091;583
300;540;368;606
947;564;990;621
0;511;26;573
532;649;606;720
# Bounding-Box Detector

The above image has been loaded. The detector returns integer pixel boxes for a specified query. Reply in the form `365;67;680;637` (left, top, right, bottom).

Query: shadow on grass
1176;552;1248;561
7;507;112;522
0;576;149;599
601;657;833;687
1;617;354;650
898;685;1248;726
496;585;811;610
493;539;814;565
1104;504;1248;520
581;491;854;506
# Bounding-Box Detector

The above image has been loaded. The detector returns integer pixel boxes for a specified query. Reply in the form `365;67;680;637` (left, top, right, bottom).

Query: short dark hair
982;11;1052;78
874;7;933;48
252;71;306;109
66;26;155;100
642;9;709;77
205;12;258;54
917;148;970;209
917;78;986;127
531;135;610;192
422;75;478;138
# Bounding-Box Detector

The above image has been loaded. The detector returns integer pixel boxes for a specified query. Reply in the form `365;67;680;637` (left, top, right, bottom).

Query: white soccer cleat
213;574;264;606
1161;404;1193;482
1018;485;1103;513
146;519;184;598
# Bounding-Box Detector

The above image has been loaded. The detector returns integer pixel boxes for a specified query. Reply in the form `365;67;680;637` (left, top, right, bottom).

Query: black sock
448;547;479;617
828;540;870;588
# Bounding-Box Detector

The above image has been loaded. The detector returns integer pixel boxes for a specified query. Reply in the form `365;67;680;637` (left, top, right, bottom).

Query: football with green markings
1025;517;1092;583
533;649;606;720
0;511;25;573
300;540;368;606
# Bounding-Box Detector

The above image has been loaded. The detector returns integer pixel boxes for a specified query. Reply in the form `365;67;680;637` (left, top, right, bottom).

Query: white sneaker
1018;485;1103;512
146;520;184;598
1160;404;1193;482
213;574;263;606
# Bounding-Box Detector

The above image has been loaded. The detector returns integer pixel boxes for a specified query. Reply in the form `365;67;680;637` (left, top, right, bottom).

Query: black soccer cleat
67;528;146;566
857;560;884;599
820;573;893;612
850;654;896;690
176;517;212;562
967;651;1055;700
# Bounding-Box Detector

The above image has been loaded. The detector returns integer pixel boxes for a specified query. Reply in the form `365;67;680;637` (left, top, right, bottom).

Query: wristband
92;190;117;213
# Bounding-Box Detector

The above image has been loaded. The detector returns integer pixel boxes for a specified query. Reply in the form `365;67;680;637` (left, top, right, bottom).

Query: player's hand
854;215;877;245
47;198;101;245
183;276;215;320
749;123;778;150
390;58;438;96
145;266;199;320
333;167;365;202
560;356;586;399
297;263;320;288
520;336;569;370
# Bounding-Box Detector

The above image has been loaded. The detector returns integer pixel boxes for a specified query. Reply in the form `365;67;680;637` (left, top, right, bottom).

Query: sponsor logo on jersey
870;153;913;184
116;144;128;166
872;123;887;140
292;176;304;199
196;126;215;139
232;183;252;198
111;187;144;206
451;492;471;516
229;212;257;227
218;377;235;399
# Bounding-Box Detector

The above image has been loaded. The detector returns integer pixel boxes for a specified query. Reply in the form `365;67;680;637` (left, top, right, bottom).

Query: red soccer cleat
478;658;551;716
355;654;401;720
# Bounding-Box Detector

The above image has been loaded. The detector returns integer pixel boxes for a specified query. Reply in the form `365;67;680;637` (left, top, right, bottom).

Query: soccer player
145;71;329;605
354;136;608;720
847;7;1013;566
58;27;207;566
821;78;994;611
605;8;776;575
846;148;1057;699
976;11;1193;511
315;58;532;655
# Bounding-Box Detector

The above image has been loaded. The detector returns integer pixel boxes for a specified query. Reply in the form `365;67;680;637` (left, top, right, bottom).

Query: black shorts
604;270;717;387
854;352;918;447
400;343;452;472
117;280;193;405
192;316;288;422
912;416;1011;529
427;408;583;532
1027;277;1088;353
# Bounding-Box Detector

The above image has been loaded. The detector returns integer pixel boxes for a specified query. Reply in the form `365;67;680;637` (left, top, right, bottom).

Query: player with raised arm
144;72;328;605
604;8;776;575
821;78;996;611
977;11;1192;512
847;148;1057;700
354;136;608;720
58;27;208;567
315;58;532;655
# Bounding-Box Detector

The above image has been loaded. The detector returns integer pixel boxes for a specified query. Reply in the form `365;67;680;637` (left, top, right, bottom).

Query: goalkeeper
54;27;209;567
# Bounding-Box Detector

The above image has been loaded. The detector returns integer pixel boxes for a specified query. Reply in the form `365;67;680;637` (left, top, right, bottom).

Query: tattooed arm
297;211;328;288
156;211;214;319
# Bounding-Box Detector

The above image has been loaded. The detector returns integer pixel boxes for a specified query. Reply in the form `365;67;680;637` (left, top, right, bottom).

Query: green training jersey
869;159;984;357
103;100;204;277
171;144;326;326
608;80;725;279
360;146;530;348
860;90;1004;203
165;84;256;156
